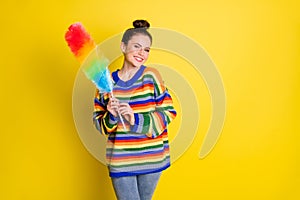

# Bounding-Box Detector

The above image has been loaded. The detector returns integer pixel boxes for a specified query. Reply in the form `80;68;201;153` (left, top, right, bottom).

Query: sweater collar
112;65;146;87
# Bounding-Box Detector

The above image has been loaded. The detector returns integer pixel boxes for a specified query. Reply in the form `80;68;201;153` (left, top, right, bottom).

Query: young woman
93;19;177;200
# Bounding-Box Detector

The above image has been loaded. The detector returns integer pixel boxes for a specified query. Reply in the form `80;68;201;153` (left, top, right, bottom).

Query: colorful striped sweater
93;65;177;178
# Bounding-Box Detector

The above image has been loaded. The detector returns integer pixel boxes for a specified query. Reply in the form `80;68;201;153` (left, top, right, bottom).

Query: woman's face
121;34;151;68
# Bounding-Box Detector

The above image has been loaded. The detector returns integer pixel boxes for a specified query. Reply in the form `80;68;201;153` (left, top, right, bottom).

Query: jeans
111;172;162;200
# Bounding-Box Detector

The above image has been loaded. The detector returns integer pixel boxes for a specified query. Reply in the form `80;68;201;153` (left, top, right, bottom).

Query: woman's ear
120;42;126;53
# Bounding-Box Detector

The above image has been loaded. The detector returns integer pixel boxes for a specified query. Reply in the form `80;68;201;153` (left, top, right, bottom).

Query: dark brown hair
121;20;152;44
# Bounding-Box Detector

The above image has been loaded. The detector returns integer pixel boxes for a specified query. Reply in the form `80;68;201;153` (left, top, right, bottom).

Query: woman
93;19;177;200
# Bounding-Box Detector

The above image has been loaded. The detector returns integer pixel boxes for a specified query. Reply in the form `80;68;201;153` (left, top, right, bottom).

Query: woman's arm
93;90;118;135
129;68;177;138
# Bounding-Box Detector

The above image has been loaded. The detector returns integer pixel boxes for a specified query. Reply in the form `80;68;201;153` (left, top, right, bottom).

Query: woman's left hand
119;103;135;125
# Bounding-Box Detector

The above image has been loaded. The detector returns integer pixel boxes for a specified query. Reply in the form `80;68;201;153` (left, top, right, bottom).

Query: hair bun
133;20;150;29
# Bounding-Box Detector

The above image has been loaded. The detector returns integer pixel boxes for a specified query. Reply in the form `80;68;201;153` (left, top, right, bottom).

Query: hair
121;19;152;44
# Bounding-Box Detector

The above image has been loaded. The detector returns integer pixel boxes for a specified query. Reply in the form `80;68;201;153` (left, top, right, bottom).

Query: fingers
118;103;132;113
118;104;135;125
119;103;130;108
107;97;120;117
118;108;130;115
118;104;133;120
110;97;119;104
108;100;134;119
109;98;119;109
119;109;131;116
109;101;134;125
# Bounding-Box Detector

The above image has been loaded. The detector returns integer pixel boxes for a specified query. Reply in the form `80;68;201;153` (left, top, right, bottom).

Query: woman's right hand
107;95;119;117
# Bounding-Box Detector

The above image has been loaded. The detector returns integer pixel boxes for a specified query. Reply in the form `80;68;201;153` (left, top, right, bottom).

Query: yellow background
1;0;299;199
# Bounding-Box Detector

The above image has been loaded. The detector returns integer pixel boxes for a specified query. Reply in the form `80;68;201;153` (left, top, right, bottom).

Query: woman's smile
133;55;144;62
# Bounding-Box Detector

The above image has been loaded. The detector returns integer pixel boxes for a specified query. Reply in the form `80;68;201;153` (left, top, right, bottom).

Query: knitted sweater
93;65;177;178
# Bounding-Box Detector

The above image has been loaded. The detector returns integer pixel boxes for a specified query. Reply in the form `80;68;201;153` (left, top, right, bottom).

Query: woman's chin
132;62;144;68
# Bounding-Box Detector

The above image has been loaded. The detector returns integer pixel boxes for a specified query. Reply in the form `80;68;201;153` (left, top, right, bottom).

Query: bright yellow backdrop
1;0;299;199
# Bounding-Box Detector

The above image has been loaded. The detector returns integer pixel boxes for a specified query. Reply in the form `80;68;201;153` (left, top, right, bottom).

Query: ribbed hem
109;163;170;178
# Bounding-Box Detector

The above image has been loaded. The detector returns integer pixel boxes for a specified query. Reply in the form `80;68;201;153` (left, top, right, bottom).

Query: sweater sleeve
129;68;177;138
93;89;118;135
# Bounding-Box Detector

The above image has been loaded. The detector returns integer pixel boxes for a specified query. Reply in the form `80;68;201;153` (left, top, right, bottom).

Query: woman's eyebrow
132;43;142;47
132;43;150;49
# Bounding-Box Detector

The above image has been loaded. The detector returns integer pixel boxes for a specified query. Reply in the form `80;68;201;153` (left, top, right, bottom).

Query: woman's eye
144;49;150;52
134;45;140;48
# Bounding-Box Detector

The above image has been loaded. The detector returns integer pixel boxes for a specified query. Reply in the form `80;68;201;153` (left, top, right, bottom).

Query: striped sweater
93;65;177;177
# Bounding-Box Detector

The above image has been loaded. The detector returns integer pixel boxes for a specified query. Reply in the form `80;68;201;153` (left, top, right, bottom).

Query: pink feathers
65;22;96;63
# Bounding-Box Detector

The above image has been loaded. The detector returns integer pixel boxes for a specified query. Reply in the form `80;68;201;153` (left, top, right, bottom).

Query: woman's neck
119;63;141;82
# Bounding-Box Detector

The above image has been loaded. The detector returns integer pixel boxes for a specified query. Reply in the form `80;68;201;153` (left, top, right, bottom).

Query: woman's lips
134;56;144;62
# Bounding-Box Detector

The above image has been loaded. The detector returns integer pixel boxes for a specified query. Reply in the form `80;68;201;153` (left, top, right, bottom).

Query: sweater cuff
130;113;141;133
130;113;150;134
107;112;118;125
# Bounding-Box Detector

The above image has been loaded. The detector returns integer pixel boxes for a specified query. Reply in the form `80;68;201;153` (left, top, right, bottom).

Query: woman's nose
137;48;144;55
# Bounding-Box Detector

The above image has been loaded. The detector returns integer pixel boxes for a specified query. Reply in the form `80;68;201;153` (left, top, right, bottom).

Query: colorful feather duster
65;22;126;129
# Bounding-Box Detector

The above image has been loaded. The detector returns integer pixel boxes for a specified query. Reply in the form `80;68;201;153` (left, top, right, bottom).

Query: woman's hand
119;103;135;125
107;96;120;117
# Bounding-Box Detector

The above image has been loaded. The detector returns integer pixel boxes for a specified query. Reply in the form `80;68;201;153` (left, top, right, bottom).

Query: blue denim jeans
111;172;162;200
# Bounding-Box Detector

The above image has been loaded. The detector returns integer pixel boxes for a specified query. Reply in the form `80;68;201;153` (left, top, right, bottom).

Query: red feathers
65;22;96;62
